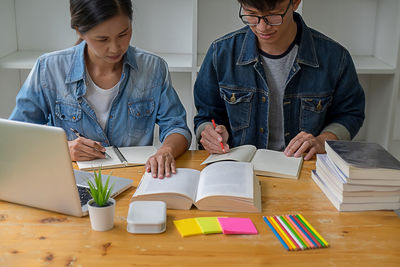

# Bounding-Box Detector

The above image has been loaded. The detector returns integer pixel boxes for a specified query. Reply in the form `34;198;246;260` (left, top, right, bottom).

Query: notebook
0;119;133;217
77;146;157;171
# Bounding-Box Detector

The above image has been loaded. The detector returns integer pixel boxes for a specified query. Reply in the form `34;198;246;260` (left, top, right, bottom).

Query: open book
201;145;303;179
131;161;262;213
77;146;157;171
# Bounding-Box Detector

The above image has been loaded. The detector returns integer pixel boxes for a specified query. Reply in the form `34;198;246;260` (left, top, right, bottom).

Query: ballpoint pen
70;128;111;159
211;119;226;153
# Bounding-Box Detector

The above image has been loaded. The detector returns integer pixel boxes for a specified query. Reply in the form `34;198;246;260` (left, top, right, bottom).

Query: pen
211;119;226;153
70;128;111;159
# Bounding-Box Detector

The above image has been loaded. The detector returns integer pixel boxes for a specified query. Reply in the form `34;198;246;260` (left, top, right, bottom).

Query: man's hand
200;124;230;154
284;131;338;160
68;137;106;161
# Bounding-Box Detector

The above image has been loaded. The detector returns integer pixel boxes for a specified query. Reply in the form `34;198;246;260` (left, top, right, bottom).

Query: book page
200;145;257;165
119;146;157;165
76;146;122;170
251;149;303;179
195;162;254;202
133;168;201;201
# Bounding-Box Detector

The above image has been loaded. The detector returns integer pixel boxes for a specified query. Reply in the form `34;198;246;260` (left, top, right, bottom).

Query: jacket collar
237;13;319;68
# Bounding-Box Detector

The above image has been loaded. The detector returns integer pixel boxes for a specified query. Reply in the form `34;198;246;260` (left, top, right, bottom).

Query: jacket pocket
55;101;83;139
300;96;332;136
128;99;155;137
219;87;254;131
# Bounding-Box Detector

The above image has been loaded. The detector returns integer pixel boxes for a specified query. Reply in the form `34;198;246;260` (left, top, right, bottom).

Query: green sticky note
173;218;203;237
195;217;222;234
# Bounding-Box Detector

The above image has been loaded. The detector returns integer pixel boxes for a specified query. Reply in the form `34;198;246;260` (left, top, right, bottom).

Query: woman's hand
284;131;338;160
145;147;176;179
68;137;106;161
145;133;188;179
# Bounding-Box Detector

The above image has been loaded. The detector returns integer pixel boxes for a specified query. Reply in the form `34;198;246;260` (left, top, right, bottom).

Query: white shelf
0;51;194;73
353;55;396;74
0;50;47;69
156;53;193;72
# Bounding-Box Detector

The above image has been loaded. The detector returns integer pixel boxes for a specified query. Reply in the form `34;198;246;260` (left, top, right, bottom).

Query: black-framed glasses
239;0;293;26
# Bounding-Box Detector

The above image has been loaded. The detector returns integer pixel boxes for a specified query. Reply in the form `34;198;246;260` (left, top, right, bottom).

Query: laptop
0;118;133;217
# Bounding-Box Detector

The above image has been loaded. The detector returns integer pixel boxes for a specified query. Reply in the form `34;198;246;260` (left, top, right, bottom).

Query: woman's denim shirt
10;42;192;147
194;13;365;149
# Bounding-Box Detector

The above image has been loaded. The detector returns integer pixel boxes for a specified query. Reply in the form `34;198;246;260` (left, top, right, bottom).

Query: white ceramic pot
87;198;115;231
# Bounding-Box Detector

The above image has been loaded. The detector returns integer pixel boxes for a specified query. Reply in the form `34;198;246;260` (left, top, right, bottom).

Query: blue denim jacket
194;13;365;149
10;41;192;147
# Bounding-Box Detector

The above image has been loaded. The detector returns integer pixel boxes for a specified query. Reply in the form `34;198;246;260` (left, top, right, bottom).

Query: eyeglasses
239;0;292;26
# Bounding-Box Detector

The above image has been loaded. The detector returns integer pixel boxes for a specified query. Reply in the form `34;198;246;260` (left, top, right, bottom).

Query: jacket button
262;96;266;103
72;116;76;120
230;93;236;103
316;100;322;111
260;128;264;133
109;115;113;119
136;112;140;116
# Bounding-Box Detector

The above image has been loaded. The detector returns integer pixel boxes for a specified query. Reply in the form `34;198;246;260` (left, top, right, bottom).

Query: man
194;0;365;160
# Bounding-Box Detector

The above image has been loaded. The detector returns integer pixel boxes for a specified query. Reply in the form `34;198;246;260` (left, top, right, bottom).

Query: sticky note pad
217;217;258;235
195;217;222;234
173;218;203;237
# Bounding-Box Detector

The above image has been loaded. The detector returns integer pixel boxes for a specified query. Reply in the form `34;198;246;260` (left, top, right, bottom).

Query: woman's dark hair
237;0;284;11
70;0;133;44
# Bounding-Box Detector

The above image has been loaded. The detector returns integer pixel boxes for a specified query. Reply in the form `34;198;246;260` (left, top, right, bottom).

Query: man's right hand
68;137;106;161
200;124;230;154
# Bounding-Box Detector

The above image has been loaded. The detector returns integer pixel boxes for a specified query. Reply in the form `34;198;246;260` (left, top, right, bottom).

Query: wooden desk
0;151;399;266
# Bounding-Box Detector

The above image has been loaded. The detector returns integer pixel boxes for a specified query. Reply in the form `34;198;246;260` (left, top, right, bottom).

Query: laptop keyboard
77;186;92;206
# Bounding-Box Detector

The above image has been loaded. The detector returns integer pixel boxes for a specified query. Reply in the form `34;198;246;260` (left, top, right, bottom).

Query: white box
127;201;167;234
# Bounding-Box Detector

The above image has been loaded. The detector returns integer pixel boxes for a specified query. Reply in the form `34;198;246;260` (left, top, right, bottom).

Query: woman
9;0;191;179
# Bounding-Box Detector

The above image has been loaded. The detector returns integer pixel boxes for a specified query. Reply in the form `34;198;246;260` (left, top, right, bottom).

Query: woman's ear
75;28;84;40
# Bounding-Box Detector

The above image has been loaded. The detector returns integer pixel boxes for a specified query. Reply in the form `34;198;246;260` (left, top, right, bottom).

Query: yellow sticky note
195;217;222;234
173;218;203;237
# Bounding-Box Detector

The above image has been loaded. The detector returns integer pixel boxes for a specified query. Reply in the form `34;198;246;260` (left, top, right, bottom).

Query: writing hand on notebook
284;131;338;161
200;123;230;154
68;137;107;161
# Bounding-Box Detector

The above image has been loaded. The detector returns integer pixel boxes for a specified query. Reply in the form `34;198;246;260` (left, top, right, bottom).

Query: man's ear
292;0;302;11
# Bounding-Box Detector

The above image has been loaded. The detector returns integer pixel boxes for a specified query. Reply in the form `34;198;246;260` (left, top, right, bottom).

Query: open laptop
0;118;133;217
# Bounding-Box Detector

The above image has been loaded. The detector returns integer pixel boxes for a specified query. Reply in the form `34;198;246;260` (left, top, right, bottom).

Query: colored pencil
291;215;320;248
276;216;304;250
273;216;300;250
269;216;296;251
280;215;307;249
295;214;325;248
285;215;315;249
296;214;325;247
298;214;329;247
263;216;289;251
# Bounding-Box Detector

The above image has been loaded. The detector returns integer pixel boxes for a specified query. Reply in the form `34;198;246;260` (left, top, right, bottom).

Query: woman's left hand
145;147;176;179
284;131;338;160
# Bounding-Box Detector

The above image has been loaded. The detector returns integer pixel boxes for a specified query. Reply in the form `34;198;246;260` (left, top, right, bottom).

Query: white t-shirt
84;71;120;130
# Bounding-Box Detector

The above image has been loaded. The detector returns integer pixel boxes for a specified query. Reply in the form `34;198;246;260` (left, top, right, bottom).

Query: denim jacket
10;41;192;147
194;13;365;149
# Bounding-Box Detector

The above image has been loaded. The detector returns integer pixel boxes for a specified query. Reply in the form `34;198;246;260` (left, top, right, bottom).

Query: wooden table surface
0;150;399;266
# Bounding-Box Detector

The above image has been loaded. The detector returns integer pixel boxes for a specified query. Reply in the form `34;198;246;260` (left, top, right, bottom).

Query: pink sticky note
217;217;258;235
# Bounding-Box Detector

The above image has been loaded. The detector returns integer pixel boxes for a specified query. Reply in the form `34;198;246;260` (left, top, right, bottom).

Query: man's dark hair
70;0;133;34
237;0;284;11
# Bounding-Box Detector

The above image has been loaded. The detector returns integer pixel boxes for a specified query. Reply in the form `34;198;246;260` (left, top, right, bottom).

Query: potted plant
87;168;115;231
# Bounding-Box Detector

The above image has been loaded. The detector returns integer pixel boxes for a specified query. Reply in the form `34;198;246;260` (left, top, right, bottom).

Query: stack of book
312;140;400;211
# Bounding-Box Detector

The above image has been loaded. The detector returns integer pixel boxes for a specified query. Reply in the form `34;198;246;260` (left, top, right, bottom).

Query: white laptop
0;119;133;217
